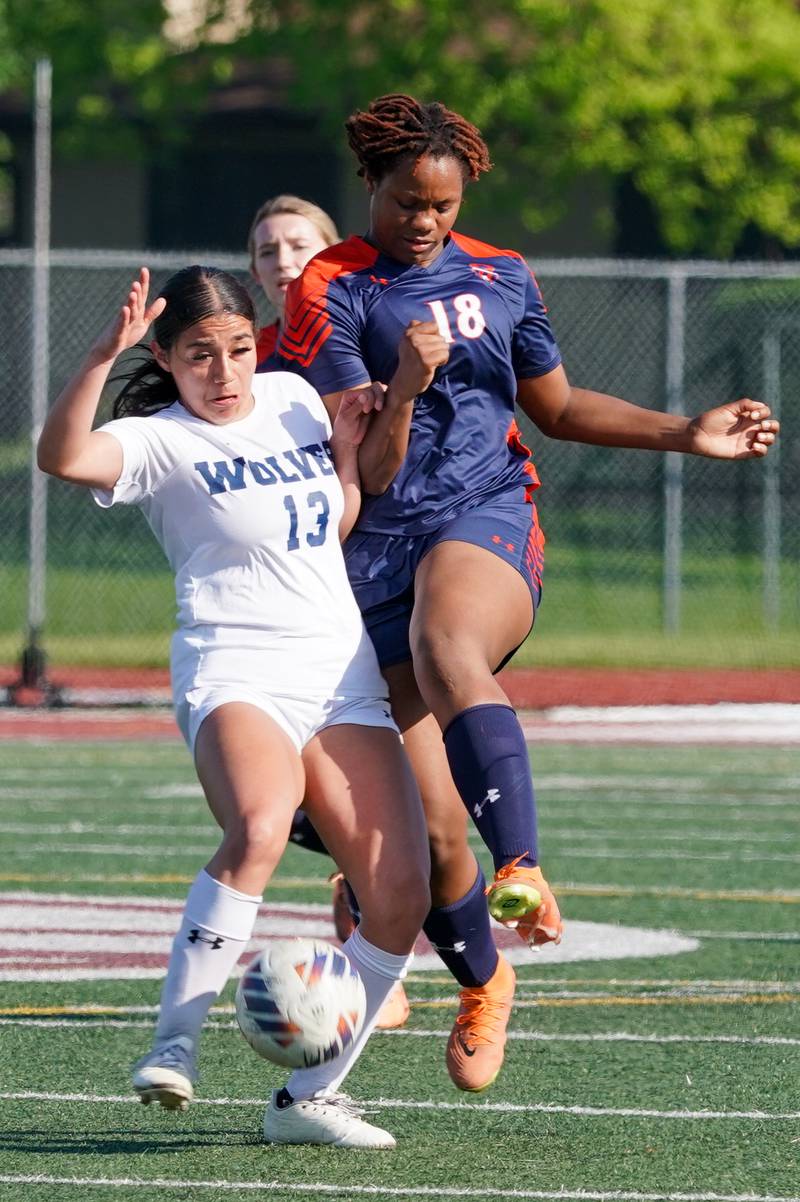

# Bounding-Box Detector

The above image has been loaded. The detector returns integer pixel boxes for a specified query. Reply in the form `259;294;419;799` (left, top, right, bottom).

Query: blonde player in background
248;194;339;366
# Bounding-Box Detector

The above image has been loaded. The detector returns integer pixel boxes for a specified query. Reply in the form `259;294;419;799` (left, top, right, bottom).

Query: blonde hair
247;195;340;269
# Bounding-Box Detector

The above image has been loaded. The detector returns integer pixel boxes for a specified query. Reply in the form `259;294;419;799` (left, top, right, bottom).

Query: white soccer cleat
132;1035;197;1111
263;1089;396;1148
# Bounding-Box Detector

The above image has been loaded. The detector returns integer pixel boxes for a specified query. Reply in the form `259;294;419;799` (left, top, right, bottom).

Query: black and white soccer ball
235;938;367;1068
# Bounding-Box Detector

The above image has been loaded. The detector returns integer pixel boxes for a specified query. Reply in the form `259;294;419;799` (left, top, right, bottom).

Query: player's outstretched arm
37;267;166;488
517;365;779;459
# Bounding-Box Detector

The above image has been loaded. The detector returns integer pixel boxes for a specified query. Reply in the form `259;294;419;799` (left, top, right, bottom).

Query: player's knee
426;804;469;869
221;806;290;870
410;625;478;702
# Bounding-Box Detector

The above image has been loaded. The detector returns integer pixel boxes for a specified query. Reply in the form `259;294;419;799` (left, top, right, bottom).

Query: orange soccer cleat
486;856;563;947
445;953;515;1091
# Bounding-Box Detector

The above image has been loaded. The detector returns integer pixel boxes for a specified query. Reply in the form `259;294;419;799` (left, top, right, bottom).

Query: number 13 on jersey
427;293;486;342
283;491;330;551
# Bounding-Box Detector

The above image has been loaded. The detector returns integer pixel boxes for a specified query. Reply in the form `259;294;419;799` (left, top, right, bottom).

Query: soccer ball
235;938;367;1069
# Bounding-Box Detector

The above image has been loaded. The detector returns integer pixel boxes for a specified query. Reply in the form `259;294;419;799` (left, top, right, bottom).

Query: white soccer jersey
93;372;382;698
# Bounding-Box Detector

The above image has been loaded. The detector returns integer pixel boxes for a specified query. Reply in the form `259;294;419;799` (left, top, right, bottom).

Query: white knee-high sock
154;869;261;1047
285;928;413;1100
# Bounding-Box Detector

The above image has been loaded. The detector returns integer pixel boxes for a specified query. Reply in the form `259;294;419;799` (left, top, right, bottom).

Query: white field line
1;1017;798;1047
539;830;799;845
530;774;800;793
518;703;800;745
3;975;798;997
539;796;798;810
685;930;800;941
1;1089;798;1122
535;849;800;863
0;822;792;851
1;823;796;846
1;877;799;909
0;1176;798;1202
8;843;214;858
3;822;792;851
0;823;205;837
7;836;800;865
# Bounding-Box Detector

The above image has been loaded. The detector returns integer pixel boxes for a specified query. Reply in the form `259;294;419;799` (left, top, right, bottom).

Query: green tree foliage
3;0;800;253
235;0;800;256
0;0;224;157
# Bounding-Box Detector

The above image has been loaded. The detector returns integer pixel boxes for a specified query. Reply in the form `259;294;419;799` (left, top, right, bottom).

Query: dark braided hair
345;94;492;183
112;266;256;418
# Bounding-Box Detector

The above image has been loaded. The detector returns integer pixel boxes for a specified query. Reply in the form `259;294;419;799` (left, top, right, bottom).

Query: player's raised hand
392;319;450;398
91;268;167;363
687;399;780;460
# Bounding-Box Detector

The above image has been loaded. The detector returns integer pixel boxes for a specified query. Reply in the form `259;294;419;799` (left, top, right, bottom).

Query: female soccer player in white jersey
37;265;431;1149
279;93;781;1095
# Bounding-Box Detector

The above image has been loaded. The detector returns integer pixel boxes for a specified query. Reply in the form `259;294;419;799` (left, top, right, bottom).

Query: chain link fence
1;251;797;690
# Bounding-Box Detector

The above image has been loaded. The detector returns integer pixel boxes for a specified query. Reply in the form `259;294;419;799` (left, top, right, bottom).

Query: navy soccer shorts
344;493;545;670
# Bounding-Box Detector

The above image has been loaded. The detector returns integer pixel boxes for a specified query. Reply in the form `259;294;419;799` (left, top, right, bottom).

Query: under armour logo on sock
473;788;500;820
187;929;224;949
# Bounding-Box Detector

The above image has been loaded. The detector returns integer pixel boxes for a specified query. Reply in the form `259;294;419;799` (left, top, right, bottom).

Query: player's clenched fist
391;319;451;399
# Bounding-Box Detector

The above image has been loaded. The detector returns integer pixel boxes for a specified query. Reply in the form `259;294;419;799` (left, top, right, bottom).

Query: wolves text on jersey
193;440;335;496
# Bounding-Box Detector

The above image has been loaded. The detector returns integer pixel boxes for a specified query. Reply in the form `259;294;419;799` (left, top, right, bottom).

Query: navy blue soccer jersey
278;231;561;535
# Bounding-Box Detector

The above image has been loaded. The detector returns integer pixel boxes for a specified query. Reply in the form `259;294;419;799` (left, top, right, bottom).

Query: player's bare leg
134;704;303;1109
411;539;562;947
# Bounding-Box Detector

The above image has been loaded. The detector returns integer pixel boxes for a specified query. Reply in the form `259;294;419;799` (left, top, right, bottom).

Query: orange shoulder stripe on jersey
450;230;524;262
280;237;378;368
280;287;335;366
451;229;546;297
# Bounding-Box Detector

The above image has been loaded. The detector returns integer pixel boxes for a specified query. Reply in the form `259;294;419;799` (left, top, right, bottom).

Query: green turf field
0;738;798;1201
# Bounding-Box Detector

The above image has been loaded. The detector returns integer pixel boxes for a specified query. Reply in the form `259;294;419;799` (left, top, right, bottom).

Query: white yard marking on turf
538;829;800;845
1;1090;798;1122
0;893;699;979
1;822;795;844
543;848;800;863
143;784;204;798
9;842;214;858
0;823;202;837
0;1178;797;1202
1;1017;798;1046
686;930;800;941
11;837;800;865
518;703;800;745
0;1180;798;1202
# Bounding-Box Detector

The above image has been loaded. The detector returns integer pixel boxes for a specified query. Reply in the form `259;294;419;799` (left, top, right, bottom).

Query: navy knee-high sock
443;703;538;871
423;868;499;988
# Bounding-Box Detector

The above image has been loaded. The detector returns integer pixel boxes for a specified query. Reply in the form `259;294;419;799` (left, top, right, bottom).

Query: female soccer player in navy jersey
279;94;780;1093
37;265;431;1148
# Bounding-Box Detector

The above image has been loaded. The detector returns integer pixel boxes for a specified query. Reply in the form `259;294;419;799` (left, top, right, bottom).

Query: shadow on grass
0;1129;261;1155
